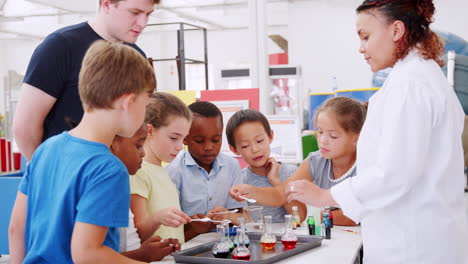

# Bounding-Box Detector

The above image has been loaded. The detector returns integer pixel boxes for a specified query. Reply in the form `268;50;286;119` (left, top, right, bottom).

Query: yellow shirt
130;161;185;243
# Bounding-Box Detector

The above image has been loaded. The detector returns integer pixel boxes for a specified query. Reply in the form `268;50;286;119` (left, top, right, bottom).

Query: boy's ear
183;136;188;145
146;124;153;136
119;93;136;112
352;133;360;147
229;144;240;156
269;129;275;144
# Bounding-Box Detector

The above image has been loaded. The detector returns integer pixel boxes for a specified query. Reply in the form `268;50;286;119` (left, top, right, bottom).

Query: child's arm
230;159;313;207
131;194;190;242
71;222;146;264
9;192;27;264
121;236;179;262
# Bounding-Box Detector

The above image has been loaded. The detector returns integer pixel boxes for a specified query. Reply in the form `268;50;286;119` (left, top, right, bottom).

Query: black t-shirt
24;22;146;141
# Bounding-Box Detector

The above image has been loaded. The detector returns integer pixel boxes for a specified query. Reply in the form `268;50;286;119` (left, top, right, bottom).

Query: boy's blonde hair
79;40;156;111
98;0;160;7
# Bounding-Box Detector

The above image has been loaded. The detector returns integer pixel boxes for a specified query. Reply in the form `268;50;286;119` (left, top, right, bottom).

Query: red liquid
232;254;251;260
261;241;277;250
281;239;297;249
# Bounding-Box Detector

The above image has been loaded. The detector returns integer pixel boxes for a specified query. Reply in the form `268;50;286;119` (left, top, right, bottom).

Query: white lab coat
331;50;468;264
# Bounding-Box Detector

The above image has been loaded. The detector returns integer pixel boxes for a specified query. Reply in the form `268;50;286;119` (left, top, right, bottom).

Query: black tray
173;233;323;264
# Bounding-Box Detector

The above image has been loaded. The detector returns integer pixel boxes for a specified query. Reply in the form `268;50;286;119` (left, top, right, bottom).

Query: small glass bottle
212;225;230;258
232;229;251;260
281;214;298;249
260;215;277;250
234;217;250;248
326;207;334;228
291;206;301;229
223;221;234;252
307;216;315;236
322;211;331;239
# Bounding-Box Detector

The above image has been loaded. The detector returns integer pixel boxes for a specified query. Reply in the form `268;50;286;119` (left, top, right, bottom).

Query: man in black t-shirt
12;0;158;161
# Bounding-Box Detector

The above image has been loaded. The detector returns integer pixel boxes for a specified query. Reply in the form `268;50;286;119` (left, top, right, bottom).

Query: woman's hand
152;207;191;228
286;180;336;207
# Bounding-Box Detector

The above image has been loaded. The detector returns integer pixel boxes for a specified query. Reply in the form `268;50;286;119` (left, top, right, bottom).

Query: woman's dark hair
357;0;444;67
314;97;367;134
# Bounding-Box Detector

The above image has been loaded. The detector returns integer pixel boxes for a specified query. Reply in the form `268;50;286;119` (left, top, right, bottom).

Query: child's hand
265;157;281;186
229;184;253;201
139;235;176;262
152;208;191;228
162;237;181;252
189;214;216;234
207;206;227;221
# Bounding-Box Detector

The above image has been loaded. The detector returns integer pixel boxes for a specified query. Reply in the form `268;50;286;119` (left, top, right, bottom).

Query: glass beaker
243;205;264;233
212;224;230;258
281;214;298;249
232;228;251;260
260;215;277;250
223;221;234;252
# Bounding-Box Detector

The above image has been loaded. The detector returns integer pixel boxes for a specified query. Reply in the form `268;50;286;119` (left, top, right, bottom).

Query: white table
157;224;362;264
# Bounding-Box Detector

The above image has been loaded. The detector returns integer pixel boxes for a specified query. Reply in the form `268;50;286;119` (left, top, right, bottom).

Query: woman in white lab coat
285;0;468;263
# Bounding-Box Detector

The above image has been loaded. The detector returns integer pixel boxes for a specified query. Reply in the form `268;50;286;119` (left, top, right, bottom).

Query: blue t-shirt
242;164;297;223
24;22;146;141
19;132;130;264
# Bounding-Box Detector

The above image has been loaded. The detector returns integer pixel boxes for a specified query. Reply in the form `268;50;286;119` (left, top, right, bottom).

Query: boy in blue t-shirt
8;41;155;264
225;109;302;223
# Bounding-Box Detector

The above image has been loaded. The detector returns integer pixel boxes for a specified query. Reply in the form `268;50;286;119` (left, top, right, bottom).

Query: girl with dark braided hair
285;1;468;263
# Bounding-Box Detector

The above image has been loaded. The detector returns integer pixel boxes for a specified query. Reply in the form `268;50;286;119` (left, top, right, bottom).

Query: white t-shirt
119;210;141;252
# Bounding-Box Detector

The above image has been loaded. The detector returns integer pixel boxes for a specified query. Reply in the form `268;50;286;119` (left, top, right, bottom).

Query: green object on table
302;133;319;159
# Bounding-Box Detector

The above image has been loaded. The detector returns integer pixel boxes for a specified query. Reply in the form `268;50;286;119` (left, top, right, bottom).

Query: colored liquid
212;251;230;258
261;241;277;250
281;239;297;249
232;254;251;260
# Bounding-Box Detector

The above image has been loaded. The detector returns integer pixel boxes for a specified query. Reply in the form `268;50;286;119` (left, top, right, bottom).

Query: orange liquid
261;241;277;250
281;239;297;249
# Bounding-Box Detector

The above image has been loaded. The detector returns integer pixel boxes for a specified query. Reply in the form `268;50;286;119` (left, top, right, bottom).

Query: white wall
0;0;467;114
289;1;372;95
137;26;285;92
433;0;468;40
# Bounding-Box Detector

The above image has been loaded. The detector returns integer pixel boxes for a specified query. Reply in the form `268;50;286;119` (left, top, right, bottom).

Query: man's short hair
226;109;271;147
99;0;160;7
79;40;156;111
